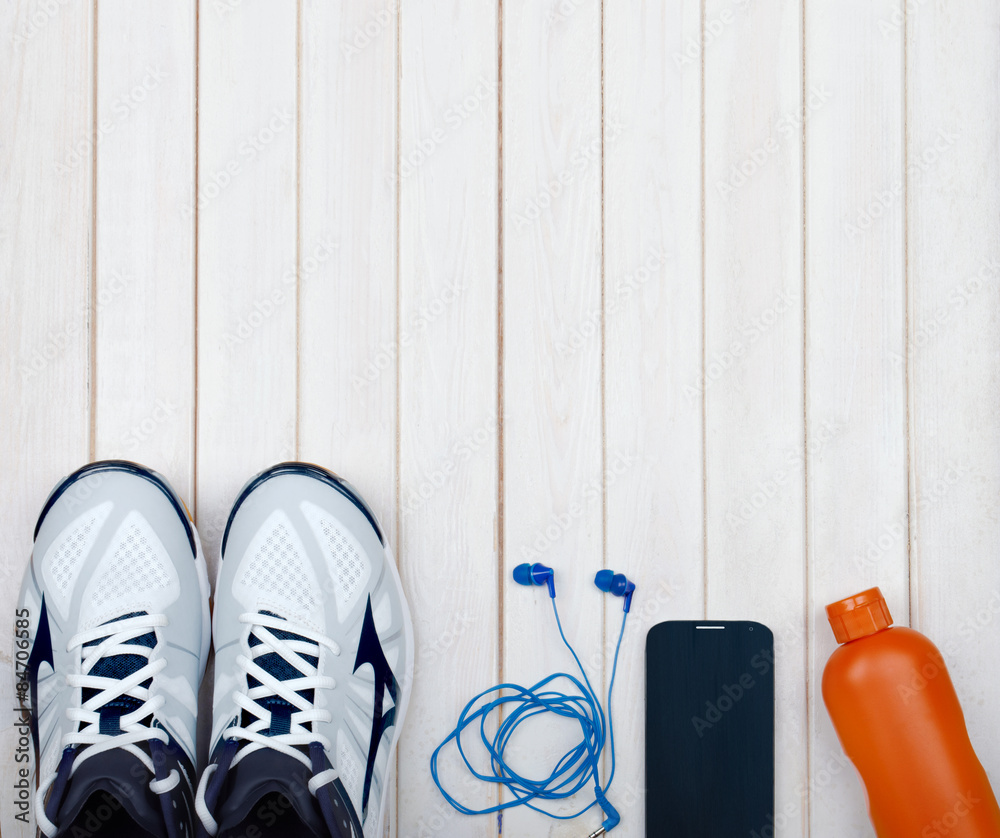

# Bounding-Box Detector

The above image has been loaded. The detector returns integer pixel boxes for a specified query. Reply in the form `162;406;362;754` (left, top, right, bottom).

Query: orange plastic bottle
822;587;1000;838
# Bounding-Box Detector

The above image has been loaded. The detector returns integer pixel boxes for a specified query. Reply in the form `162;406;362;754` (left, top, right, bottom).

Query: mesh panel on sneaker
239;519;318;616
91;513;171;610
301;501;371;621
336;731;364;818
47;502;113;595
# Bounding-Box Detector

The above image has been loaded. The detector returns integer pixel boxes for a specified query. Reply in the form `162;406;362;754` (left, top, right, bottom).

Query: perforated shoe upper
205;464;413;838
19;462;211;838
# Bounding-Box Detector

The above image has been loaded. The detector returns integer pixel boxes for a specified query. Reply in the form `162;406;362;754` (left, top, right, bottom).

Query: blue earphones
515;563;634;611
431;563;637;836
512;561;556;597
594;570;635;612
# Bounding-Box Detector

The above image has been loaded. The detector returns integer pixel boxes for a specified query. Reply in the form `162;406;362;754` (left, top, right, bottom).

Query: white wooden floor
2;2;1000;836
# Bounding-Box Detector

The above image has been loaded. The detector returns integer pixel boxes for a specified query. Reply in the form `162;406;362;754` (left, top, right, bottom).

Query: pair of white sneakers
17;460;413;838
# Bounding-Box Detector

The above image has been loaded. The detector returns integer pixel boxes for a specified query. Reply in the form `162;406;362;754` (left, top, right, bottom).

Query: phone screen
645;621;774;837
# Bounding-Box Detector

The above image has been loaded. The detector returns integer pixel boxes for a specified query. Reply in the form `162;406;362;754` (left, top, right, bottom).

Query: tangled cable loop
431;599;627;830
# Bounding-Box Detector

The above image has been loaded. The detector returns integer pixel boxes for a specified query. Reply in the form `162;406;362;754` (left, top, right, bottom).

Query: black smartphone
645;620;774;837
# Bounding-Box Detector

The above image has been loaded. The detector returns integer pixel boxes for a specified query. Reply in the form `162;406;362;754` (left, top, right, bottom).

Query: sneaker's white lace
194;612;341;836
36;613;177;838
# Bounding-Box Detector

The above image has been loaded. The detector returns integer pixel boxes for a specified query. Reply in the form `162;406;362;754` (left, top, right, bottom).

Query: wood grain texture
298;1;399;833
703;0;808;832
3;3;1000;836
804;2;907;833
93;1;196;501
0;3;94;835
907;0;1000;796
603;1;704;834
396;1;500;836
299;0;397;521
502;0;604;833
195;1;298;571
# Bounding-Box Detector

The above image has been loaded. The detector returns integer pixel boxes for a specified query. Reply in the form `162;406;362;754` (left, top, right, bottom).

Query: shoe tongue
58;748;165;838
215;750;326;837
245;612;318;737
82;611;156;735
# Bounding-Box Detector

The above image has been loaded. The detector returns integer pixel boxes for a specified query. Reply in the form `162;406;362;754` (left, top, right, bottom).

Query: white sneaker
18;461;211;838
195;463;413;838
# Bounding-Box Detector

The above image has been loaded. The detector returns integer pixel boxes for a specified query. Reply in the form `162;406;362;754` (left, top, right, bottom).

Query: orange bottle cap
826;587;893;644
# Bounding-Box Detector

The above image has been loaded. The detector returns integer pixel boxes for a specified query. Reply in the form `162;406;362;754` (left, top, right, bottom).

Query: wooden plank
703;0;807;833
502;0;603;833
395;2;500;836
0;3;94;836
603;0;704;834
298;0;396;535
93;1;196;502
195;2;298;569
298;0;399;833
804;2;908;833
907;0;1000;796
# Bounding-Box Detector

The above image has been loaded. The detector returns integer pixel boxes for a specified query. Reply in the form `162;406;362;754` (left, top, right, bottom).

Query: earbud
513;563;556;598
438;562;634;833
594;570;636;613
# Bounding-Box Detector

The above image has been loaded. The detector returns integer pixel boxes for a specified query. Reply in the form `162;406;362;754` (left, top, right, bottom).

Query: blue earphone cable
430;597;629;832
